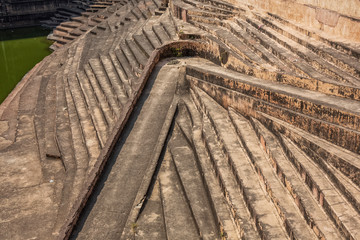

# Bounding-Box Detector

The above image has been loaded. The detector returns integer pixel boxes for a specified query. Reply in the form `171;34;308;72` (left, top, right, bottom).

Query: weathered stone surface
0;0;359;239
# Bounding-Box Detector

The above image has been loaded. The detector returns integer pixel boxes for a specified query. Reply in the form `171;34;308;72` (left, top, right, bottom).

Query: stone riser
188;76;360;155
186;67;360;131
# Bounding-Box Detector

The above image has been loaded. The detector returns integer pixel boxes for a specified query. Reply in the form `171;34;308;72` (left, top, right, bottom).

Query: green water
0;27;53;103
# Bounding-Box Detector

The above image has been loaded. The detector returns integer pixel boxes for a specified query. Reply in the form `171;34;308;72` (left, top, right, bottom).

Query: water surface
0;27;52;103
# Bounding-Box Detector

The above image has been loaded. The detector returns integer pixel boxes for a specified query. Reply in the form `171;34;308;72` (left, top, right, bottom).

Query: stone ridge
0;0;359;239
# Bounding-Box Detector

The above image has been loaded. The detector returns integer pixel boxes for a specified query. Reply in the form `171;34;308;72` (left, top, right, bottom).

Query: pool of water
0;27;53;104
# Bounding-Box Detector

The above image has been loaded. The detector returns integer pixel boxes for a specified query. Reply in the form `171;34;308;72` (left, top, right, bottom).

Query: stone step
169;124;219;239
76;70;108;147
191;20;271;68
194;86;321;239
186;63;360;131
109;9;135;51
265;12;360;61
152;24;171;45
44;75;61;159
84;64;116;127
114;48;137;83
55;25;73;33
201;113;262;239
133;33;154;57
125;37;148;69
88;58;122;118
182;0;234;15
134;180;167;239
120;42;142;76
189;73;360;154
109;51;133;96
196;0;243;12
256;13;360;80
160;14;178;40
71;16;87;23
236;17;342;84
173;0;229;20
247;116;343;239
191;87;287;239
137;0;152;17
60;21;81;29
278;134;360;240
225;20;299;74
256;111;360;200
246;15;360;85
63;77;89;203
100;54;129;105
69;28;83;37
158;149;201;239
142;27;162;49
66;74;103;170
130;6;144;20
182;97;240;239
54;74;78;232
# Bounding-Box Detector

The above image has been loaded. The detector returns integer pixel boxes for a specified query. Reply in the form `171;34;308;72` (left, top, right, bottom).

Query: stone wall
0;0;70;28
233;0;360;42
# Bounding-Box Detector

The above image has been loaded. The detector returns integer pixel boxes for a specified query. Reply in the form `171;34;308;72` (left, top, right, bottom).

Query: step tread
192;88;288;239
186;61;360;116
250;117;342;239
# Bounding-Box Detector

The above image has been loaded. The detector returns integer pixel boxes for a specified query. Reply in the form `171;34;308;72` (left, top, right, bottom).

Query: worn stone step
159;150;201;239
88;58;122;117
125;38;148;69
114;48;136;83
190;72;360;154
173;0;229;20
182;97;240;239
76;70;108;147
247;15;360;85
109;52;133;96
186;63;360;131
265;12;360;61
225;20;298;74
120;42;143;76
194;86;319;239
84;64;116;127
278;134;360;240
142;27;162;49
201;113;262;239
55;25;73;33
196;0;243;12
134;180;167;239
169;124;219;239
255;13;360;80
236;17;342;84
191;88;286;239
63;77;89;203
131;6;145;20
100;55;129;105
66;74;102;169
43;75;61;159
152;24;171;45
248;116;343;239
256;111;360;201
133;33;154;57
159;13;178;40
183;0;233;15
192;20;271;68
60;21;81;29
54;74;77;233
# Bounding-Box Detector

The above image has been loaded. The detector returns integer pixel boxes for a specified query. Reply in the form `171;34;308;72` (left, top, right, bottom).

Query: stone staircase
0;0;359;238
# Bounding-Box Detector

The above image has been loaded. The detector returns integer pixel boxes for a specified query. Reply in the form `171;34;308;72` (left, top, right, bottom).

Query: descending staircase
0;0;359;238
